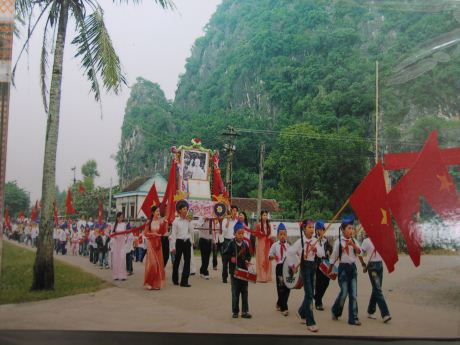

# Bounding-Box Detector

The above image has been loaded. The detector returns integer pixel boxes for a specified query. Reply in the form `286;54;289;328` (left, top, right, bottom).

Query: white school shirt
89;230;97;248
169;217;194;251
361;238;382;262
198;218;213;240
222;218;237;240
125;233;135;253
287;235;324;263
59;229;67;241
329;237;361;264
31;227;39;239
213;221;224;243
269;240;290;265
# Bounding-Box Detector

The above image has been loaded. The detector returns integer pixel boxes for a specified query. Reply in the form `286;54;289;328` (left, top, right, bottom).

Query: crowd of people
3;202;391;333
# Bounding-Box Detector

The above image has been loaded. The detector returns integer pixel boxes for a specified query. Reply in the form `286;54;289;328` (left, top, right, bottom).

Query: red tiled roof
231;197;279;213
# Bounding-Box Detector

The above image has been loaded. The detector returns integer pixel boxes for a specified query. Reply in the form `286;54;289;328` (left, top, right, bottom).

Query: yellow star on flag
437;175;453;191
380;208;388;225
173;190;189;202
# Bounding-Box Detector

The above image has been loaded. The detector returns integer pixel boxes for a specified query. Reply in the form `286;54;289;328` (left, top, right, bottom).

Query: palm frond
11;1;53;87
70;2;102;101
111;0;175;10
72;6;126;101
14;0;33;23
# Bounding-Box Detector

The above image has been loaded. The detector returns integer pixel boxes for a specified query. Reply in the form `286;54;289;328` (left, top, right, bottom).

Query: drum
319;258;338;280
234;268;257;283
282;258;303;289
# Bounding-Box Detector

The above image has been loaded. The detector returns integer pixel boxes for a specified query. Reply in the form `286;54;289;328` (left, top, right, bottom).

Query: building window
122;204;126;218
131;205;135;219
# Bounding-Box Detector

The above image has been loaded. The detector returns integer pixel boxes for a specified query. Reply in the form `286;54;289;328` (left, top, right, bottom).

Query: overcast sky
6;0;222;202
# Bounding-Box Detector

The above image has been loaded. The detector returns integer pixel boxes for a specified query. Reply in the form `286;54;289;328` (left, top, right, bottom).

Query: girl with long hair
254;210;272;282
111;212;128;281
143;206;166;290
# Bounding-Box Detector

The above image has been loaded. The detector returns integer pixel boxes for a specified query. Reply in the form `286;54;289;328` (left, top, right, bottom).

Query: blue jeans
298;261;316;326
332;263;359;324
99;251;109;268
367;261;390;317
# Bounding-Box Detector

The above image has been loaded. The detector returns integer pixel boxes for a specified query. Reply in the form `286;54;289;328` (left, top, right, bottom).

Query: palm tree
14;0;174;290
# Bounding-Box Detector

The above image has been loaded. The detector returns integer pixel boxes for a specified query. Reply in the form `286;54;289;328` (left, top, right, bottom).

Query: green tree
266;123;369;219
4;181;30;217
15;0;174;291
81;159;100;191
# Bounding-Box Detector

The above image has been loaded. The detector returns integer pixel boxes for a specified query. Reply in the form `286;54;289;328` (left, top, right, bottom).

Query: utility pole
222;126;238;199
256;143;265;221
71;166;76;185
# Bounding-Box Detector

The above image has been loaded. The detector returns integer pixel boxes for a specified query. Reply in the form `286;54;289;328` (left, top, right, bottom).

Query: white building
113;173;167;220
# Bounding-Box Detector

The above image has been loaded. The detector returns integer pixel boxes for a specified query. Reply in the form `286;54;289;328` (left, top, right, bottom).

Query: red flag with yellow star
388;131;460;266
141;182;161;219
349;161;398;272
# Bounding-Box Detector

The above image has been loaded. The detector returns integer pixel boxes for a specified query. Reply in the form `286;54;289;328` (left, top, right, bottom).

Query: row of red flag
349;131;459;272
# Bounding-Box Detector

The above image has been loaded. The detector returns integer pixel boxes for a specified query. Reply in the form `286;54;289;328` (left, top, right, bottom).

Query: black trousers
212;241;223;269
314;265;330;307
222;239;232;280
172;239;191;285
275;263;291;311
162;236;170;267
199;238;212;276
231;276;249;314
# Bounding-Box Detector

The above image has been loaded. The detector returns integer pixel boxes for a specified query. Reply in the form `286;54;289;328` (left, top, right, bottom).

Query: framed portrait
180;149;209;181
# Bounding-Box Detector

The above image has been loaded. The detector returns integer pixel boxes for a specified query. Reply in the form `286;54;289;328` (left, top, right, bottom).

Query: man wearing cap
170;200;194;287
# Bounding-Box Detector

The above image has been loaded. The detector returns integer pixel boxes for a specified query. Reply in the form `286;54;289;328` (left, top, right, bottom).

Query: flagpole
375;60;379;164
324;198;350;233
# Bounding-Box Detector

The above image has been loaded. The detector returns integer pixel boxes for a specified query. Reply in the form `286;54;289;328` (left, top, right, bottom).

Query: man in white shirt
170;200;194;287
212;218;224;270
361;235;391;323
329;216;362;326
221;205;238;283
198;218;212;279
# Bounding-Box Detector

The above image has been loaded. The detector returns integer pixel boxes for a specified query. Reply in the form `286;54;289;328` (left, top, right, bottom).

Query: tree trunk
32;0;69;290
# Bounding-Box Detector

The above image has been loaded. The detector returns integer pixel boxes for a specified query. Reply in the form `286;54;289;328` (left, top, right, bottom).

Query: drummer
223;221;253;319
314;220;333;311
268;223;291;316
287;219;323;332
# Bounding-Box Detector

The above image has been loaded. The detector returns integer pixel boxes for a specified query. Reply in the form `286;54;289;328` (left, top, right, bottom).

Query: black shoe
315;305;324;311
173;282;179;286
180;283;191;287
232;313;238;318
223;278;228;284
241;313;252;319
